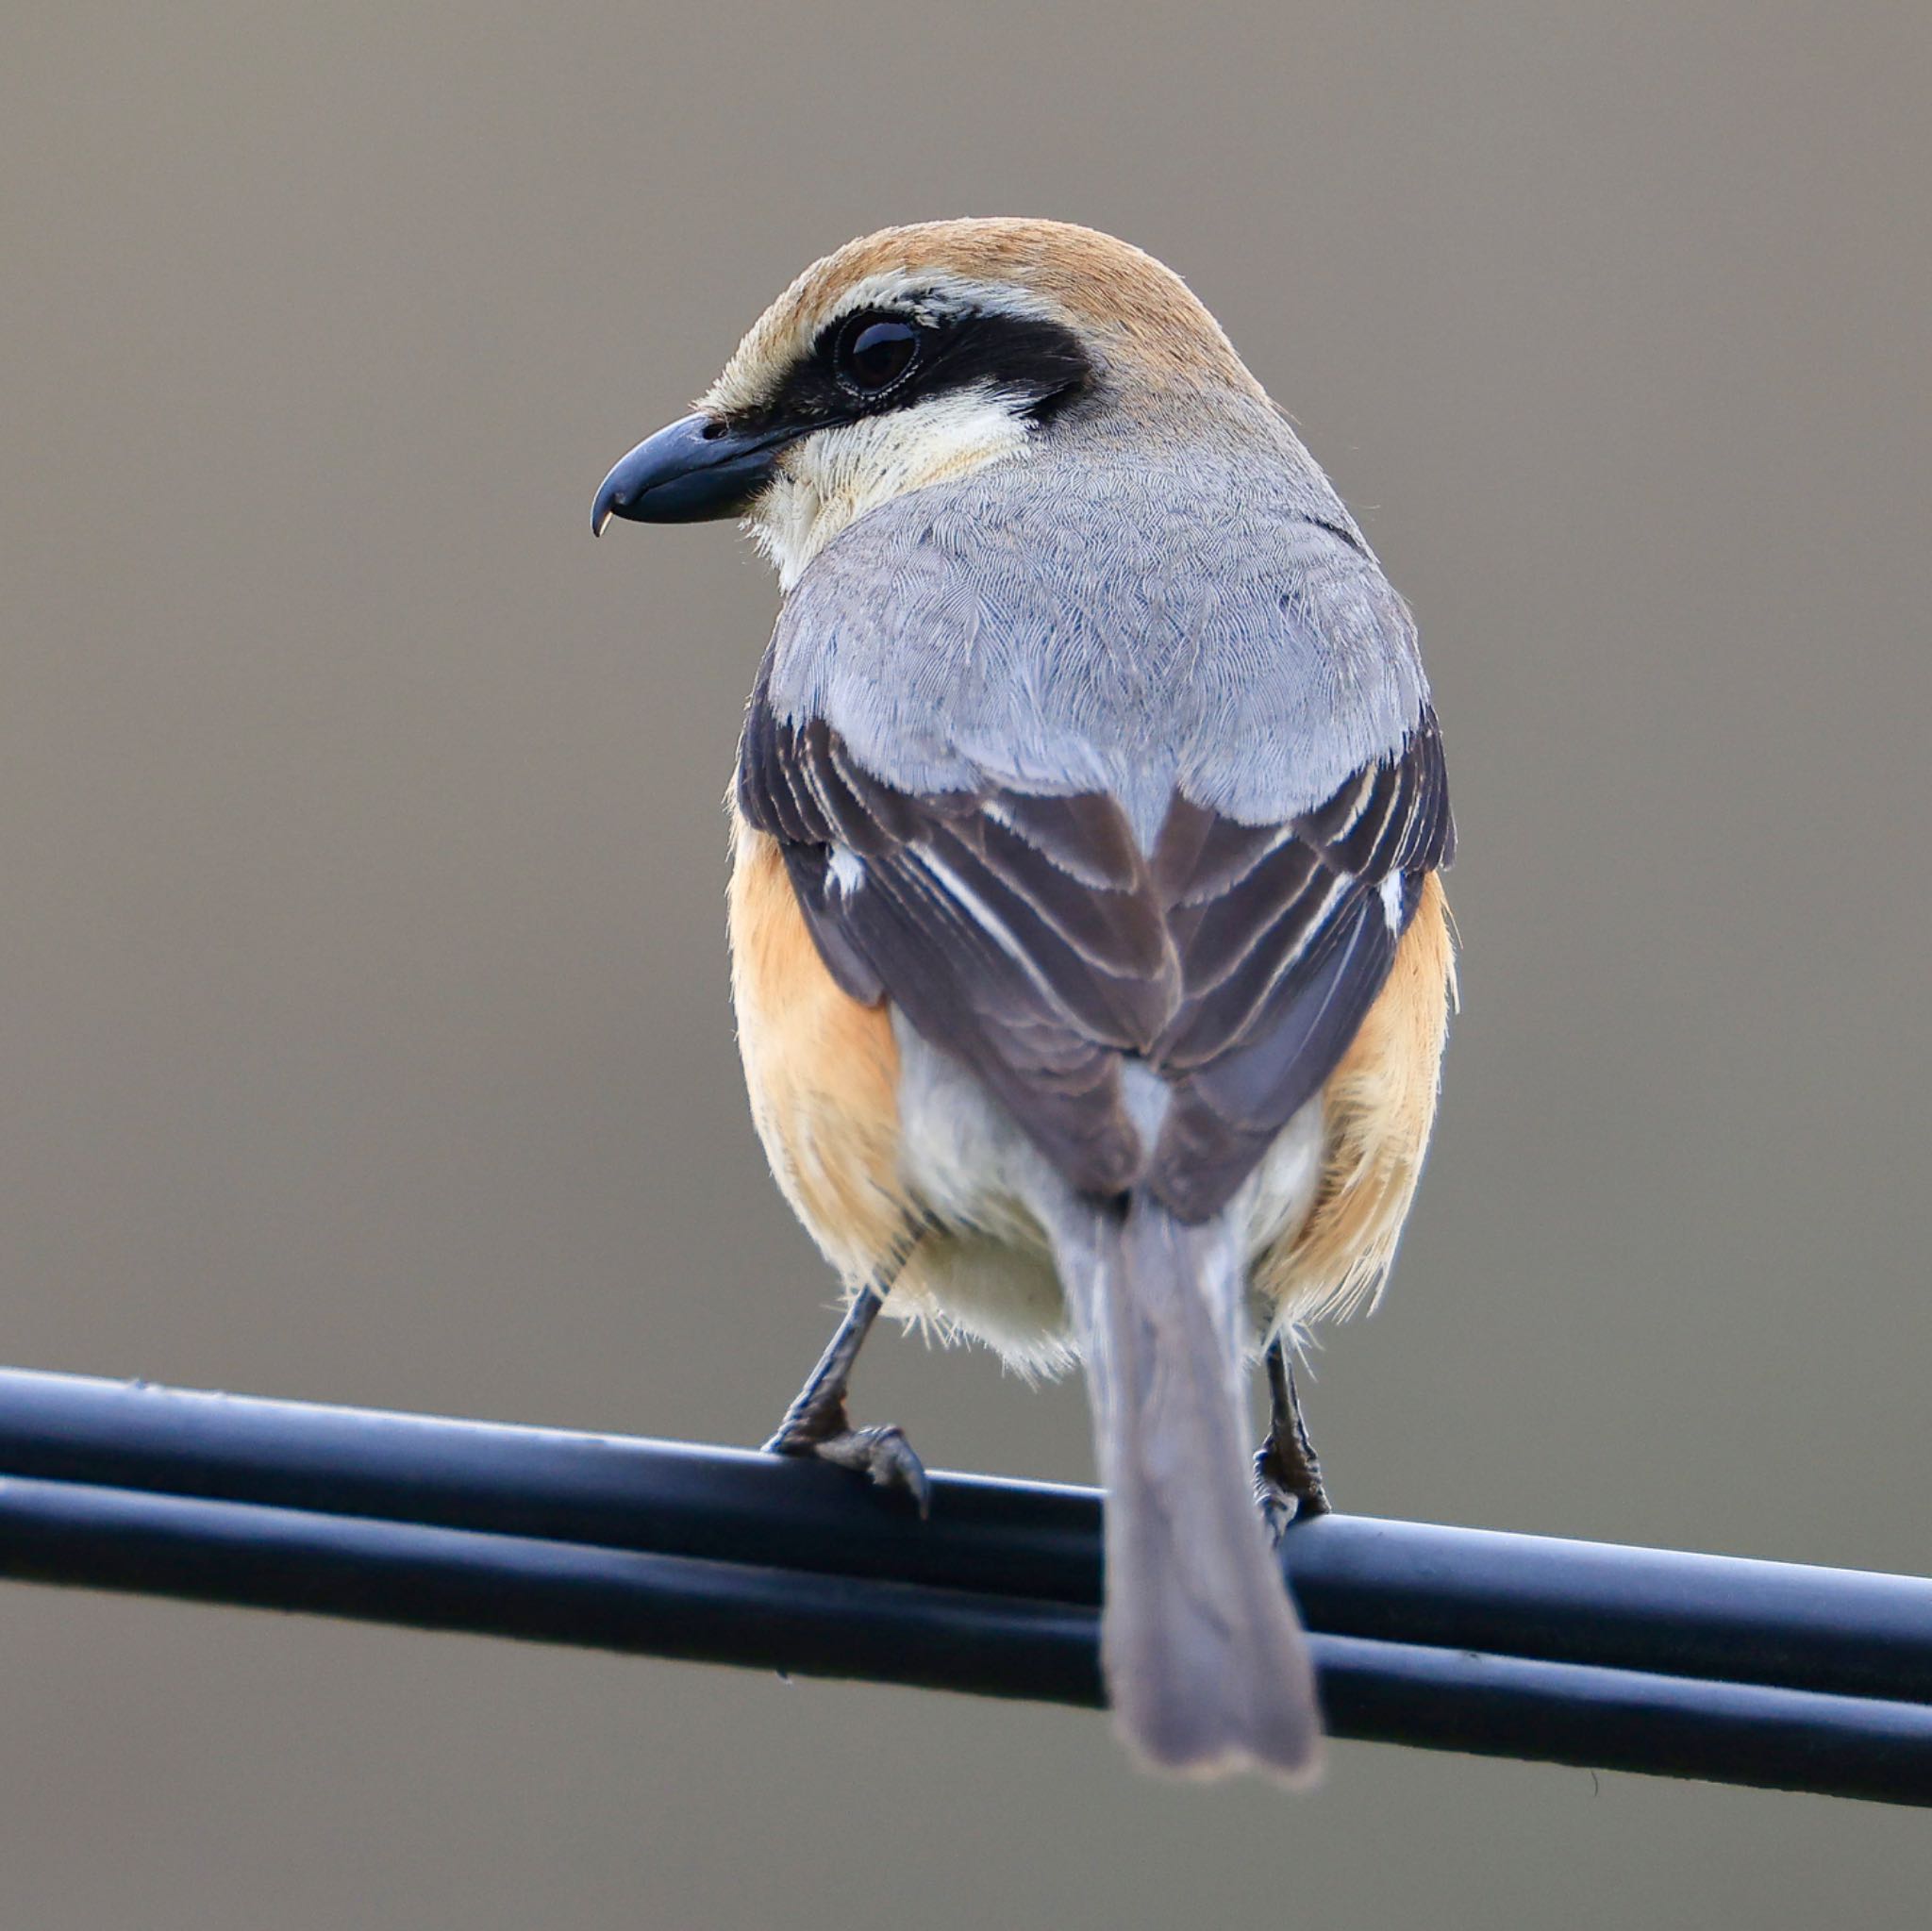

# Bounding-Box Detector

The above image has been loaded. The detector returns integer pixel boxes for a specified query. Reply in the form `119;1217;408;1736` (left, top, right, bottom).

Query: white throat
747;388;1035;591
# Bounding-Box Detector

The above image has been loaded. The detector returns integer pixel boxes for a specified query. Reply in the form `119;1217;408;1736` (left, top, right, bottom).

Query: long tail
1055;1194;1323;1784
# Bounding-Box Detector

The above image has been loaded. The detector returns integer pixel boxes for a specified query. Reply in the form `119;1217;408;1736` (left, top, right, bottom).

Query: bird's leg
763;1256;929;1516
1254;1336;1331;1544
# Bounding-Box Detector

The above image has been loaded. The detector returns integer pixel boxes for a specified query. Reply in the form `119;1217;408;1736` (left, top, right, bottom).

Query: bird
591;219;1455;1784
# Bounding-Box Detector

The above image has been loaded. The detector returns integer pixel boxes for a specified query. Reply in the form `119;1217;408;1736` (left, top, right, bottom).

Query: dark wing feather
741;698;1171;1195
738;691;1451;1221
1149;711;1451;1217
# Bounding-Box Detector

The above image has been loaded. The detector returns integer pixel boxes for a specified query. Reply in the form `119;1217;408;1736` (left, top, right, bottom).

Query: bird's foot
764;1400;931;1518
1254;1440;1331;1548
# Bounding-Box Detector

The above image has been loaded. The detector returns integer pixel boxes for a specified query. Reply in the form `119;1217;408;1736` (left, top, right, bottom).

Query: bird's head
591;218;1269;586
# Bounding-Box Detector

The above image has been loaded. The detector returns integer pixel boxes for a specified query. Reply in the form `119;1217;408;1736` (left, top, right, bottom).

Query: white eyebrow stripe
816;269;1066;333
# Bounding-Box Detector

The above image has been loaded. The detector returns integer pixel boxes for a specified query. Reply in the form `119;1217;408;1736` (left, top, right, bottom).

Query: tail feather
1058;1195;1323;1784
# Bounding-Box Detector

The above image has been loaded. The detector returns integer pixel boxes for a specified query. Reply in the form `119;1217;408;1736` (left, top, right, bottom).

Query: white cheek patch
749;387;1035;589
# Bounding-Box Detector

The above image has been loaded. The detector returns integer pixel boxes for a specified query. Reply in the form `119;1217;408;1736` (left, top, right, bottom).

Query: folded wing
738;677;1451;1219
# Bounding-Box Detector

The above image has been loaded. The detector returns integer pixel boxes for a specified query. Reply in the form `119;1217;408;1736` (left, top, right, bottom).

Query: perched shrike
592;220;1455;1783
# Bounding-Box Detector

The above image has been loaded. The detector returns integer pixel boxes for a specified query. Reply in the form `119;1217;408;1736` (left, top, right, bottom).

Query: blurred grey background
4;4;1929;1925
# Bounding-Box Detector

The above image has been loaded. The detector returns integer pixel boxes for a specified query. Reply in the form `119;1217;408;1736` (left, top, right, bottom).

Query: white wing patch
828;844;867;897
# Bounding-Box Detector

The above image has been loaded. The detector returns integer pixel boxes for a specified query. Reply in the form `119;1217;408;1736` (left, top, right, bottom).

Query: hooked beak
591;412;794;535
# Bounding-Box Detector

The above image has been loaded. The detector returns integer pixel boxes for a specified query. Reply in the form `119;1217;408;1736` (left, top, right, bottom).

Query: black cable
2;1367;1925;1700
1;1367;1927;1804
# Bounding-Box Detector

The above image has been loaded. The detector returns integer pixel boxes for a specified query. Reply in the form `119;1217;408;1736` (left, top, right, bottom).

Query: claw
1254;1339;1331;1544
815;1423;932;1517
1254;1442;1331;1547
765;1418;932;1519
1254;1454;1298;1548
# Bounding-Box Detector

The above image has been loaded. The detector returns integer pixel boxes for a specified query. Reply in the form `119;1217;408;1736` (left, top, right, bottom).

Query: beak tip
591;472;625;538
590;412;783;534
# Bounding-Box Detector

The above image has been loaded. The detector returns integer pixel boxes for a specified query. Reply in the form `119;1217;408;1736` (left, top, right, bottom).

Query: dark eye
835;315;922;395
